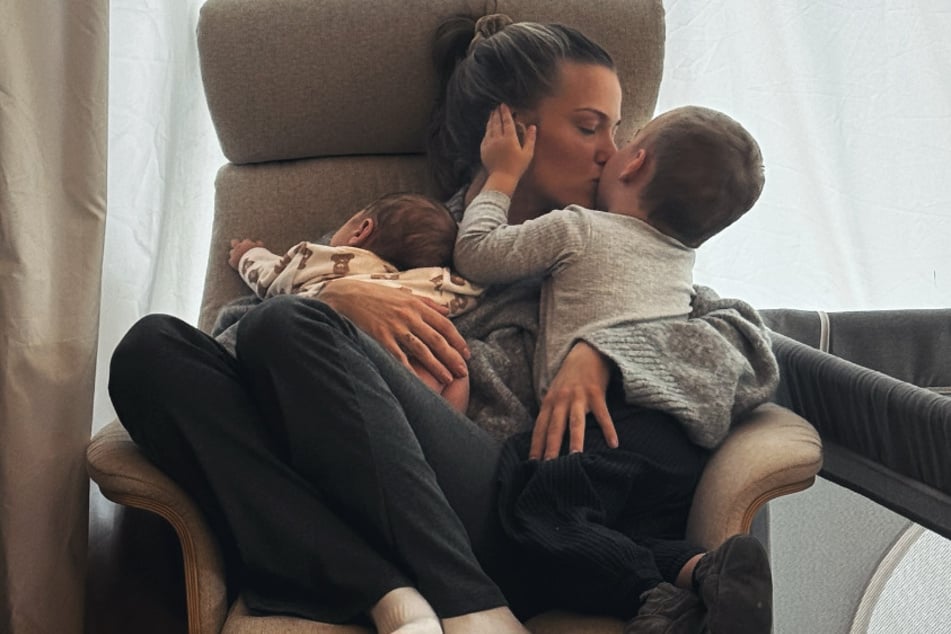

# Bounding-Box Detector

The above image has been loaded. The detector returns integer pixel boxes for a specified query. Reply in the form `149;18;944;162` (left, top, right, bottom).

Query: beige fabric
197;0;664;165
686;403;823;549
0;1;108;632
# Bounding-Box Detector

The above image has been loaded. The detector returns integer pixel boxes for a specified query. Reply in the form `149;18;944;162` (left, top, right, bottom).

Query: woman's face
513;62;622;220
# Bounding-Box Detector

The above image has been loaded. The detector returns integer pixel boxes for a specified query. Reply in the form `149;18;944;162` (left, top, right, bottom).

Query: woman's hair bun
468;13;514;54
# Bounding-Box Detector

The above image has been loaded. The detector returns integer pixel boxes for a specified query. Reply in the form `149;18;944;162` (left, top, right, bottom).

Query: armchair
87;1;823;632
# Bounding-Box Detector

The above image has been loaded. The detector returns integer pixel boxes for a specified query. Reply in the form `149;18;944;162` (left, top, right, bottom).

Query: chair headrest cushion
198;0;665;164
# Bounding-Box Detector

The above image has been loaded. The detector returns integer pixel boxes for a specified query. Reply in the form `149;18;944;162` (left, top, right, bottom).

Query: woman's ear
619;148;648;183
511;109;539;146
510;108;539;127
348;218;376;247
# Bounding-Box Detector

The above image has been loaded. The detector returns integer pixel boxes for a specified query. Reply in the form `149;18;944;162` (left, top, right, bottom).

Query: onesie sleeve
237;246;284;299
239;242;330;298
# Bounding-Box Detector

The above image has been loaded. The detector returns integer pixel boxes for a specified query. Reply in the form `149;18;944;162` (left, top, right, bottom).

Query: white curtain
1;2;108;632
658;1;951;310
84;1;220;629
651;4;950;630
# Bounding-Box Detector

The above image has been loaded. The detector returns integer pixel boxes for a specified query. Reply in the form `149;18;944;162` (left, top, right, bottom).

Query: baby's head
330;192;457;269
597;106;764;248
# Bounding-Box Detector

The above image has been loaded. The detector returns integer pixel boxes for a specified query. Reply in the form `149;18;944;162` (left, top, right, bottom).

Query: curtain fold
0;2;108;633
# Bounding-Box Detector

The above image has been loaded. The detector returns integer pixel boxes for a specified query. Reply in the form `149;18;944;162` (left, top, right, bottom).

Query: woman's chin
575;190;598;209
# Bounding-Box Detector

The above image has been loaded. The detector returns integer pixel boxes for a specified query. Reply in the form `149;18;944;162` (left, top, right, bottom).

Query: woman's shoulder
445;187;468;223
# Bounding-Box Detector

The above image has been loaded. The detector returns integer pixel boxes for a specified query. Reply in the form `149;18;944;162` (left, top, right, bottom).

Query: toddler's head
331;192;457;269
598;106;764;248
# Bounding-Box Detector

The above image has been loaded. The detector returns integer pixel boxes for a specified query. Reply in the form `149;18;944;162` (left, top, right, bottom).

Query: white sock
369;587;442;634
441;606;530;634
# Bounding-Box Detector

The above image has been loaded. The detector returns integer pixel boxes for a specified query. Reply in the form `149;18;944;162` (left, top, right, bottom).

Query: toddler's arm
480;104;536;197
454;106;586;285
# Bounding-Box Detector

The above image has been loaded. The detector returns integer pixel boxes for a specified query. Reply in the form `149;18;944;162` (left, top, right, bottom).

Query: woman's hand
318;278;470;385
530;341;618;460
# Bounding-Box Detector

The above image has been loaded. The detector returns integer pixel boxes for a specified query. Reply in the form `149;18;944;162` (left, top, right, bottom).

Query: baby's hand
480;104;536;193
228;238;263;270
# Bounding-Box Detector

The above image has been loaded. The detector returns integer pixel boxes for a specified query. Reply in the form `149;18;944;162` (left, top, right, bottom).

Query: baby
230;192;481;412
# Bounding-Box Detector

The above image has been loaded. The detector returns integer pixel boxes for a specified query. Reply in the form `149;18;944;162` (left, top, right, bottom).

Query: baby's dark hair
640;106;765;248
428;14;614;197
358;192;457;269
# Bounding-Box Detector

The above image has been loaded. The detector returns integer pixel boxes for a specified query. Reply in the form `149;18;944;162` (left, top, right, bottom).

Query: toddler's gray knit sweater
455;190;697;403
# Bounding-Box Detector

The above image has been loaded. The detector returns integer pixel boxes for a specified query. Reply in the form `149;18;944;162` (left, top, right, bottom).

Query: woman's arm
318;278;470;386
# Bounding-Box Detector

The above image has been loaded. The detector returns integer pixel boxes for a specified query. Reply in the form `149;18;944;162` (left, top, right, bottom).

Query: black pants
497;383;709;619
109;296;516;622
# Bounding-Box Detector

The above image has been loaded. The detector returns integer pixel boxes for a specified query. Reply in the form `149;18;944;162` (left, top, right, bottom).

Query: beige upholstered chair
87;1;823;632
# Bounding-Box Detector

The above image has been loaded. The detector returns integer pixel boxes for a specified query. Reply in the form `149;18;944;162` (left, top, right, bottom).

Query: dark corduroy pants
108;295;516;623
497;390;709;620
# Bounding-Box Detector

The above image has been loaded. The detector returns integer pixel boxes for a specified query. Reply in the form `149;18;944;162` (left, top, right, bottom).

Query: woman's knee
108;313;204;437
110;314;185;389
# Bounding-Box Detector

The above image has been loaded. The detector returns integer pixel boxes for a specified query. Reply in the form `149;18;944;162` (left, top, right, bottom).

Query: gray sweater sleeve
454;190;588;285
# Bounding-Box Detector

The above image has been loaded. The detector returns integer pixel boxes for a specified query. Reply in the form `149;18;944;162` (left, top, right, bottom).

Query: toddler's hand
480;104;536;191
228;238;263;270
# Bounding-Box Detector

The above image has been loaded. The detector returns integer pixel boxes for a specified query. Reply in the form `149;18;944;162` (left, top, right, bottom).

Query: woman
110;14;775;634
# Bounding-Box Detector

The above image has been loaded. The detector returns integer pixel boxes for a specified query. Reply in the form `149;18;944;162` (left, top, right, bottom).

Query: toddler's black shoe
693;534;772;633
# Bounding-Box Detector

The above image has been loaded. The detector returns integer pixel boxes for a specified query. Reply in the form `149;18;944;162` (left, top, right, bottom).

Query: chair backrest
196;0;666;332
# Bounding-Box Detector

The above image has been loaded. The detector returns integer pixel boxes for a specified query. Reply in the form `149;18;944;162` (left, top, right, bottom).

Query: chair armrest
87;419;229;634
686;403;823;549
770;331;951;538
